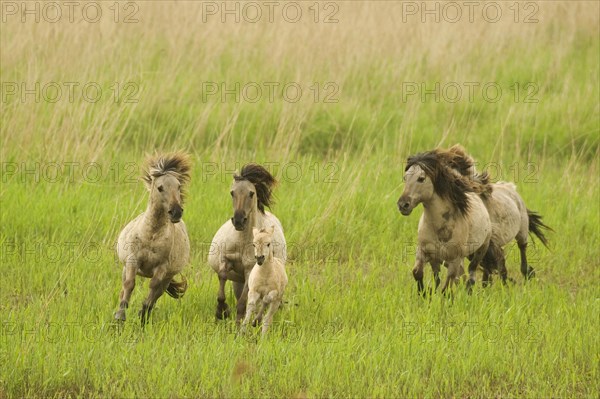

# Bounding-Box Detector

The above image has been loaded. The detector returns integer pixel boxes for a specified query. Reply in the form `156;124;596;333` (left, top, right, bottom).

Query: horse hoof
526;268;536;279
466;279;475;294
252;317;263;327
114;310;126;322
215;303;230;320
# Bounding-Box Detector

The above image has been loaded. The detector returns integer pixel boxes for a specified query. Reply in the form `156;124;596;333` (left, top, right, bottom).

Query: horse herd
114;145;551;332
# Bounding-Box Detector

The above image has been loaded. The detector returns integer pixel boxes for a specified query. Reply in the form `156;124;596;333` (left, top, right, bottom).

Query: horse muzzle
231;211;248;231
397;197;413;216
168;206;183;223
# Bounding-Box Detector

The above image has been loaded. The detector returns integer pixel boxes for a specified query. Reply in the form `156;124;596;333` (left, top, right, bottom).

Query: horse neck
257;254;276;274
422;192;458;227
143;197;169;235
240;204;267;242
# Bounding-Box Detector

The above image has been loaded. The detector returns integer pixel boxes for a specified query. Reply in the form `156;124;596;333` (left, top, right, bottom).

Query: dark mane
234;163;277;213
142;152;192;202
405;151;487;216
434;144;493;199
434;144;476;177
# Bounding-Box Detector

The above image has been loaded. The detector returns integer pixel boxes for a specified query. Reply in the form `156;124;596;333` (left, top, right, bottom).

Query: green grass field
1;1;599;397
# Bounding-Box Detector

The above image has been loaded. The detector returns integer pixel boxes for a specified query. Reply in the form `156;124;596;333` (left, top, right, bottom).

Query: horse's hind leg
497;251;508;284
115;265;136;321
466;243;488;293
140;274;169;327
518;241;535;279
483;241;508;285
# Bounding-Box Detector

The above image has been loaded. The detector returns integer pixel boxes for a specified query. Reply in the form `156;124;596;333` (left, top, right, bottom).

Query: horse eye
267;243;270;247
417;176;426;183
157;185;164;192
230;190;234;197
249;192;255;198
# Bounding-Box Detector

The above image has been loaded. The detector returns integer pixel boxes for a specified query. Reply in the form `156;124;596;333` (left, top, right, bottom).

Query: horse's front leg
412;248;427;295
441;258;463;295
431;261;441;293
139;272;169;327
216;261;232;320
253;300;267;327
261;291;281;335
235;269;252;325
115;264;137;321
240;291;260;334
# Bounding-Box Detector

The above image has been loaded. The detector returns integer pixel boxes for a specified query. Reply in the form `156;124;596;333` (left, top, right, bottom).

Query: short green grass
1;2;599;398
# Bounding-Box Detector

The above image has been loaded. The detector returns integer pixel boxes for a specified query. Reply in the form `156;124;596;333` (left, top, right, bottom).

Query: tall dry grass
1;1;598;162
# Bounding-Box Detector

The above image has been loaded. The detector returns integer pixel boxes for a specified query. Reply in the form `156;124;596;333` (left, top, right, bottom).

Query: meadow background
1;1;598;397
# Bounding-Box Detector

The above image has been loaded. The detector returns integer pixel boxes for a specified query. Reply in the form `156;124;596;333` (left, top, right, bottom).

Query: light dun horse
241;226;288;335
436;145;551;284
115;152;191;325
208;164;286;323
397;151;492;293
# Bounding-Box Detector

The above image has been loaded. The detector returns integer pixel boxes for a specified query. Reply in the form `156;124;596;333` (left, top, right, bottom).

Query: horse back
264;212;287;261
488;183;528;245
465;193;492;252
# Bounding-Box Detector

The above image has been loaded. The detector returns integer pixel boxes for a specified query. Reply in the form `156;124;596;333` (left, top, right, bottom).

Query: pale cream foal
242;226;288;335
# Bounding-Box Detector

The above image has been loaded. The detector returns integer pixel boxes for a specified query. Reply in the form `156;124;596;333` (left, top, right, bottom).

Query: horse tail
166;275;188;299
527;209;552;248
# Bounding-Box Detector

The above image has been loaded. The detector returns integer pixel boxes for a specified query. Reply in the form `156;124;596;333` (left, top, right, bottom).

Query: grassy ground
1;1;599;398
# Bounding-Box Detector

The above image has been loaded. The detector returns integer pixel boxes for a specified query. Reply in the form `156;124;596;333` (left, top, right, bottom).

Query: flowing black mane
405;151;486;216
434;144;493;199
234;163;277;213
142;152;192;202
434;144;476;177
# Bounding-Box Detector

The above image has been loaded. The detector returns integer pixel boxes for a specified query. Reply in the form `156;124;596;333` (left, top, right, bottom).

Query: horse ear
252;227;259;237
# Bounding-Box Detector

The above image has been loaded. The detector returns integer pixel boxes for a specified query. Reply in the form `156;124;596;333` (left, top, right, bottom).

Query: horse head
143;152;191;224
230;163;277;231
